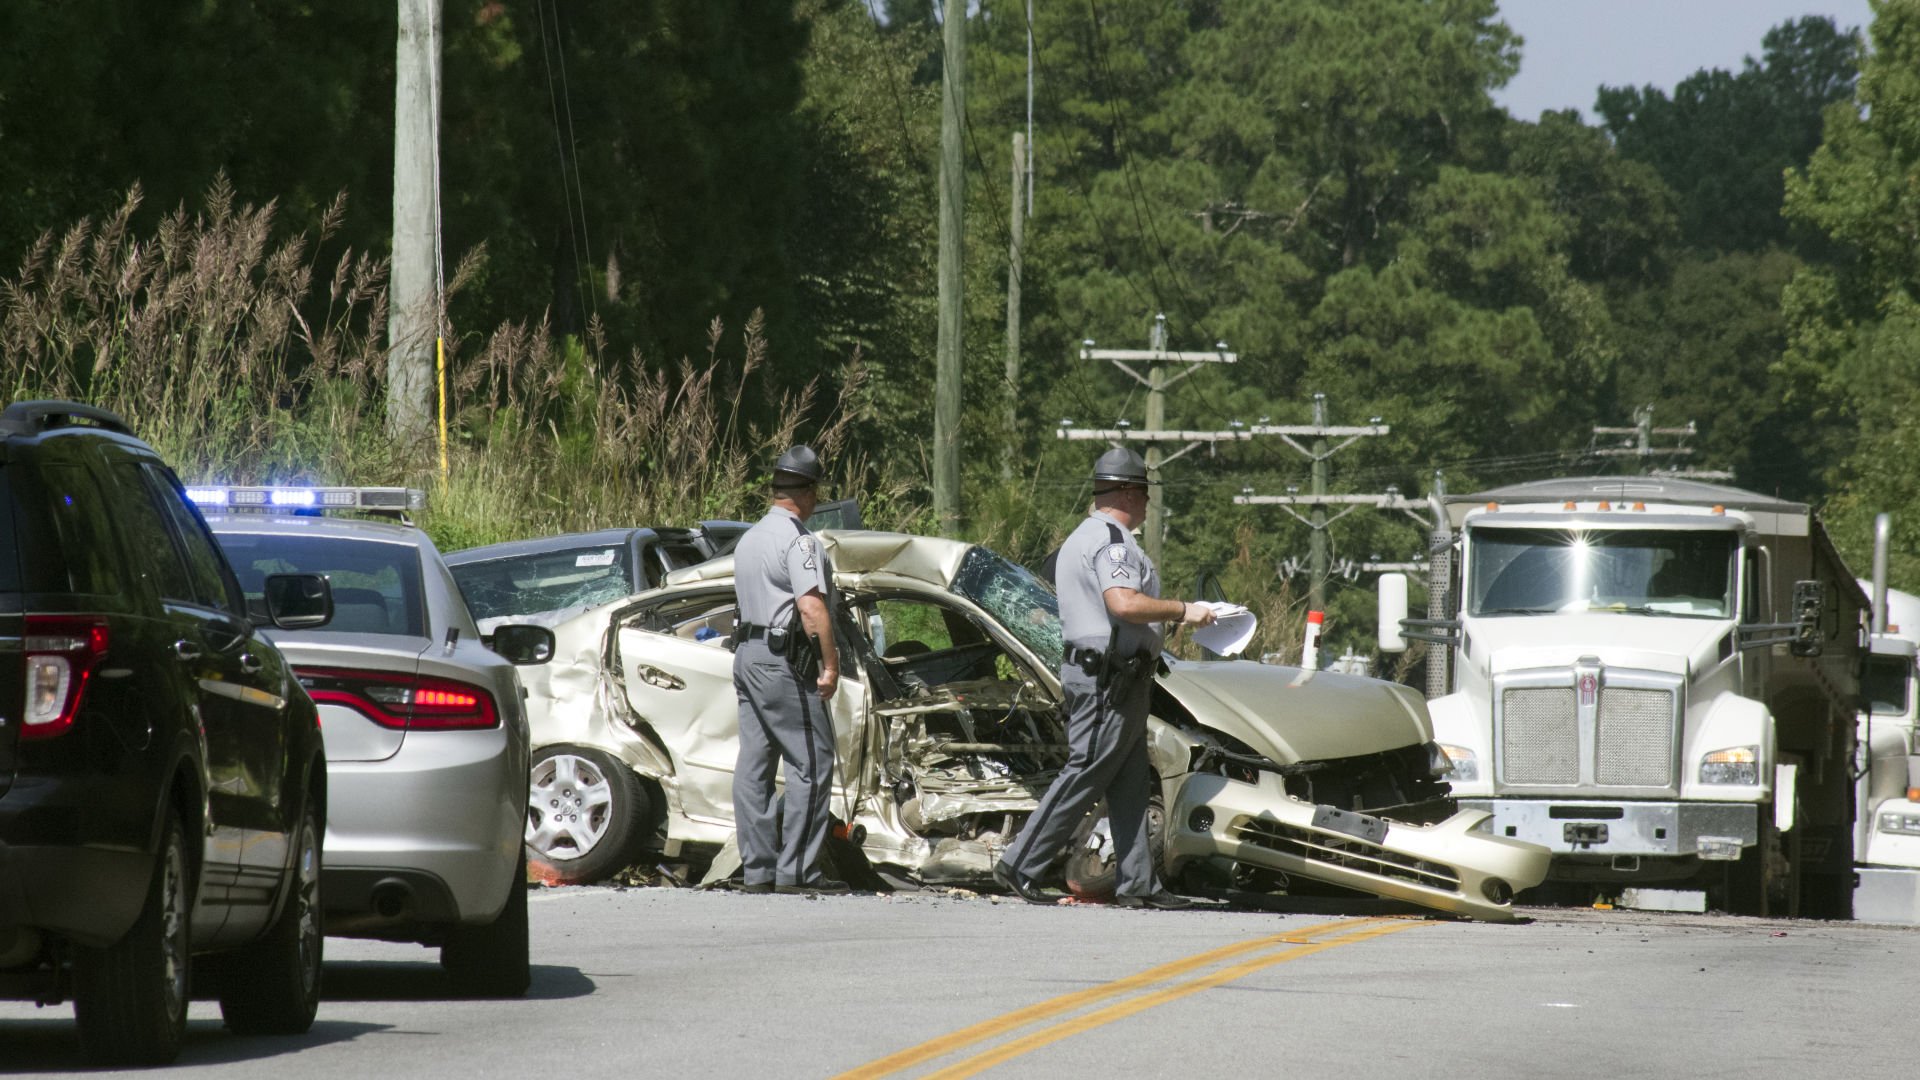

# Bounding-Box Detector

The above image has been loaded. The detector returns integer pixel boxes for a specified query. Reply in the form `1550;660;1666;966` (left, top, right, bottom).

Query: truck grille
1595;688;1674;786
1498;676;1679;789
1502;688;1578;784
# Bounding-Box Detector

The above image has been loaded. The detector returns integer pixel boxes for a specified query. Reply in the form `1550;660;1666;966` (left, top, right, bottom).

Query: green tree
1781;0;1920;578
1597;16;1860;253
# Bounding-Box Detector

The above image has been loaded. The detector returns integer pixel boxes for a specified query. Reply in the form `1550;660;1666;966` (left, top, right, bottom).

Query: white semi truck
1383;476;1867;917
1854;515;1920;922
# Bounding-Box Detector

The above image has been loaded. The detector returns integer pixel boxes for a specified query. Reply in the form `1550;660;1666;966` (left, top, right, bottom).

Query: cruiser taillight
295;666;499;731
21;616;110;740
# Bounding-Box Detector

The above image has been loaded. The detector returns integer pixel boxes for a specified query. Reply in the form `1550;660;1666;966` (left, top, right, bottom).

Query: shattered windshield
451;546;635;621
953;545;1063;670
1469;527;1737;618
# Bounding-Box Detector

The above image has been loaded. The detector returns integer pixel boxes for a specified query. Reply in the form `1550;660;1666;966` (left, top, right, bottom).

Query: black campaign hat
772;444;823;487
1090;447;1154;487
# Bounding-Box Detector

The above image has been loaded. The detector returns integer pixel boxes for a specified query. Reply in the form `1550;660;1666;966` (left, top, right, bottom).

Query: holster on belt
1102;650;1154;699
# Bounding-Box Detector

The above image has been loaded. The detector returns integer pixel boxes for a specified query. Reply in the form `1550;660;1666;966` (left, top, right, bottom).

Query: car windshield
952;545;1063;670
215;532;426;636
452;546;635;621
1468;526;1737;618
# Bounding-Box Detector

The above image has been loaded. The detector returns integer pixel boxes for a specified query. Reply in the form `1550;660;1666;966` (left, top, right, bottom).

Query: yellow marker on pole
435;334;449;489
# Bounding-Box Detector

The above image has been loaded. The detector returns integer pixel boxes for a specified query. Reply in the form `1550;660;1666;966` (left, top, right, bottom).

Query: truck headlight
1699;745;1760;785
1434;743;1477;782
1880;812;1920;836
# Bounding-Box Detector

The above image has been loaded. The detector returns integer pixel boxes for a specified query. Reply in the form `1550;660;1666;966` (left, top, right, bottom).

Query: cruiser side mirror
264;573;333;630
1378;573;1408;653
489;624;557;665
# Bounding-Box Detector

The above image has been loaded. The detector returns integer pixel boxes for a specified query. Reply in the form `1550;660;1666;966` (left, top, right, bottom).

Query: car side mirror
265;573;333;630
489;623;557;665
1378;572;1408;653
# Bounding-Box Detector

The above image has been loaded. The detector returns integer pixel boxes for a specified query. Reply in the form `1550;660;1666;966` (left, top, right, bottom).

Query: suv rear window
32;462;125;597
0;468;19;592
216;532;426;637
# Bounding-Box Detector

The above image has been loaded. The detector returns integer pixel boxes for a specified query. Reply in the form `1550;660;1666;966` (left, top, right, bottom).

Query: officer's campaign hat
1090;447;1155;492
772;444;824;489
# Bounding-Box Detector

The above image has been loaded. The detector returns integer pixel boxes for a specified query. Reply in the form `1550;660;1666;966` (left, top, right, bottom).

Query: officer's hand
1182;601;1217;627
817;667;840;700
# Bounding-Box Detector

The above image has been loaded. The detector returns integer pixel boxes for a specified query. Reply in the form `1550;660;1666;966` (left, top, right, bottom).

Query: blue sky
1492;0;1877;121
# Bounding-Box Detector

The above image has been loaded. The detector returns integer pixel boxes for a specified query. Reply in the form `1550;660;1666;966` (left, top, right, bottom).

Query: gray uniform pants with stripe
732;638;835;887
1003;666;1157;897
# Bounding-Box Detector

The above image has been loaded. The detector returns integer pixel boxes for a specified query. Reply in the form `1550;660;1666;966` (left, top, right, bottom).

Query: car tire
526;745;650;885
217;798;323;1035
1061;792;1168;901
74;807;193;1066
441;850;531;998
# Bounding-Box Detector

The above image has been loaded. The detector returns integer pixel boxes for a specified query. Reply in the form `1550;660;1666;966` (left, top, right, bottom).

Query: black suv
0;401;333;1065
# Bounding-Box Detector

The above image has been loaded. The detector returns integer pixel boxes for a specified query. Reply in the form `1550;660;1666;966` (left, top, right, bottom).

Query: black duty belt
736;624;774;641
1067;647;1152;675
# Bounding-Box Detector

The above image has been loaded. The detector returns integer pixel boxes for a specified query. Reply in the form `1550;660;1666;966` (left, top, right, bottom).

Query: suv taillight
22;616;110;740
295;667;499;731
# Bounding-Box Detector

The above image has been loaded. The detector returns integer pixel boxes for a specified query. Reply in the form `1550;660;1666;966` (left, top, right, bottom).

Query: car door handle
636;664;685;691
173;639;204;661
238;652;264;674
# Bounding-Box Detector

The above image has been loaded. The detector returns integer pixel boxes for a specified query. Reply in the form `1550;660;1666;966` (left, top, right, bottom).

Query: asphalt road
1;886;1910;1078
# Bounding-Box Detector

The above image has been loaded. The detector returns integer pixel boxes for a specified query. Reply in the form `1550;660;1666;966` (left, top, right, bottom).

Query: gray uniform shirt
1056;510;1161;655
733;506;834;628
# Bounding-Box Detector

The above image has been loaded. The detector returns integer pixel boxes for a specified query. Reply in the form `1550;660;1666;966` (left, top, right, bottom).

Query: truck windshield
1469;527;1736;618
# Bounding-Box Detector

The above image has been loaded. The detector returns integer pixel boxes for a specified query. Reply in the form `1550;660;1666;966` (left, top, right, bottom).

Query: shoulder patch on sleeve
1104;543;1132;578
796;534;818;570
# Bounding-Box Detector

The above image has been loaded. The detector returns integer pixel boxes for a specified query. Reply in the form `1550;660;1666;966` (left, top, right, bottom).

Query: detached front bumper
1167;772;1550;923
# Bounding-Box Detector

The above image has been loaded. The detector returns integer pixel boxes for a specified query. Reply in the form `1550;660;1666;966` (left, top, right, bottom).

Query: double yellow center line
837;916;1426;1079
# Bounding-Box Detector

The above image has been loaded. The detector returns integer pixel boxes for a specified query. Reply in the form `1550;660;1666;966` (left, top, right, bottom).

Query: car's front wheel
74;807;192;1066
1061;793;1169;901
526;745;650;885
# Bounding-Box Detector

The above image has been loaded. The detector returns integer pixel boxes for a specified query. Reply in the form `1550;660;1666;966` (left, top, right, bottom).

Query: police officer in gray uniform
994;448;1215;908
730;445;849;895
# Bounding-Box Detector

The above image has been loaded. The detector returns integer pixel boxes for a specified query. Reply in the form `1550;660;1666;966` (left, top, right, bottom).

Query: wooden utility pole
1592;406;1696;471
1066;316;1237;566
1003;131;1025;479
1228;394;1390;611
934;0;967;536
389;0;440;446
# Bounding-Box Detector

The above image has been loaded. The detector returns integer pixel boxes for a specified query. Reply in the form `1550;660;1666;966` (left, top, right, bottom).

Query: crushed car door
613;589;868;826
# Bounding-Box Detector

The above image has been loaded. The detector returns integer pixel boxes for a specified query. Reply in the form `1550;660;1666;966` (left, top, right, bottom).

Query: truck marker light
1598;501;1612;511
1563;501;1577;510
1485;502;1499;511
1711;505;1725;514
1633;502;1646;511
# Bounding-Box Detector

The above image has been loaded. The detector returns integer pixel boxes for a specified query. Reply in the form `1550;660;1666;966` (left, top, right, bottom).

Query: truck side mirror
1379;573;1408;653
1791;579;1825;658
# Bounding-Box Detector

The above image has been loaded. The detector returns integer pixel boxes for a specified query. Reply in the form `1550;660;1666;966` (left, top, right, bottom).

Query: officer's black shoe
776;878;852;896
1114;889;1194;911
738;880;774;895
992;861;1063;905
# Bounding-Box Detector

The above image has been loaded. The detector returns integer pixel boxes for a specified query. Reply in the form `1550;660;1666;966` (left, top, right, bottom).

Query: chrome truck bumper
1166;772;1551;923
1459;799;1759;859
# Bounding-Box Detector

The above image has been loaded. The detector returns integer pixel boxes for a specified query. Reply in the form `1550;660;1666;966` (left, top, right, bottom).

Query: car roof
203;512;428;545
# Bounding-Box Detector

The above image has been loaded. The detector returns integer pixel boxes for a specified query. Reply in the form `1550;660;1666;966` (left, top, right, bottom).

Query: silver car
522;530;1551;922
197;487;554;995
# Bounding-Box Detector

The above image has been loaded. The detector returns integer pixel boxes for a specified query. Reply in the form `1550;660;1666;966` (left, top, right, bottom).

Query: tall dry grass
0;181;872;552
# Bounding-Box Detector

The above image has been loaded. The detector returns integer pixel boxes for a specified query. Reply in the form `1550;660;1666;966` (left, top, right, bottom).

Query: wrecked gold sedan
520;531;1548;921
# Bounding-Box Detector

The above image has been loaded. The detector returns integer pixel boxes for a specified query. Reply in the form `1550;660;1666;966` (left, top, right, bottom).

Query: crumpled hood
1158;661;1432;764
